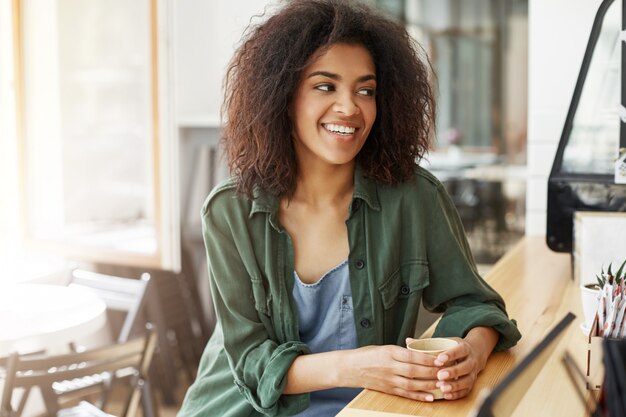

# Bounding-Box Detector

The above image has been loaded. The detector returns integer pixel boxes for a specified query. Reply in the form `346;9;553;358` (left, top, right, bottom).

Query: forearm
464;326;499;371
283;350;350;394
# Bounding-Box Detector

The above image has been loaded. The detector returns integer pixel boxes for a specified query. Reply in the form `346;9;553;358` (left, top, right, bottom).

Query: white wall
174;0;275;125
526;0;604;235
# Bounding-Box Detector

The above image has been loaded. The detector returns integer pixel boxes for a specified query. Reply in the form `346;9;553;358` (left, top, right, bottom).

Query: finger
393;346;438;367
436;373;476;394
396;361;439;380
367;375;439;402
389;382;435;402
442;388;471;400
394;375;440;393
434;340;469;366
409;351;438;367
389;386;438;403
437;357;476;381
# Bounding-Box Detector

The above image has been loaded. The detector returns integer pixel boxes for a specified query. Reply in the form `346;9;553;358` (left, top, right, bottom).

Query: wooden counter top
338;236;594;417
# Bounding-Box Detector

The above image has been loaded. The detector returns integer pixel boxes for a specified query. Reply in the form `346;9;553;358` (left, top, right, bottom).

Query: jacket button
355;259;365;269
400;285;410;295
360;318;371;328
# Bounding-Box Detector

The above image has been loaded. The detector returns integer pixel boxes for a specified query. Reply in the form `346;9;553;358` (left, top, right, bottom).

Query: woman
179;1;521;416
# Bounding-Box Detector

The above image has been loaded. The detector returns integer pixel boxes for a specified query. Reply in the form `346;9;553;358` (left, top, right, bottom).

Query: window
376;0;528;158
3;0;179;271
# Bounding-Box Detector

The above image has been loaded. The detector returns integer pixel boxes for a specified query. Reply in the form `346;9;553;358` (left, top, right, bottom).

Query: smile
323;123;357;135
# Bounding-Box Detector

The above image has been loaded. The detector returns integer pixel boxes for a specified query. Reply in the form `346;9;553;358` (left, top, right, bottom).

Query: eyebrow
307;71;376;83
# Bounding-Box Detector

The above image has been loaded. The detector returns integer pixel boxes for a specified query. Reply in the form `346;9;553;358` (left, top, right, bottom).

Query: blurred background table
0;248;68;285
0;284;107;355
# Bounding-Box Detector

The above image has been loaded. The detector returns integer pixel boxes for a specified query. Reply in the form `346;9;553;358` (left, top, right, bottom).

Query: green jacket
178;165;521;417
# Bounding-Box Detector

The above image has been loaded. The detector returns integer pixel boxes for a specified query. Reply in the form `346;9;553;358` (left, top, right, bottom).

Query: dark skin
280;42;500;402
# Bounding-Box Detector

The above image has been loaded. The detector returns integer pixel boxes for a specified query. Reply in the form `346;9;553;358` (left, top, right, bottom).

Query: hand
339;344;450;402
417;327;499;400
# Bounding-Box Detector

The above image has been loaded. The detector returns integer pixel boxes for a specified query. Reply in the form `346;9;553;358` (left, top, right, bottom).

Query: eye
315;84;335;92
357;87;376;97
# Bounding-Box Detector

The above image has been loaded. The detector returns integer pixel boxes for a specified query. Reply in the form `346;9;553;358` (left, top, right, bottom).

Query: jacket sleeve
422;183;521;351
201;193;311;416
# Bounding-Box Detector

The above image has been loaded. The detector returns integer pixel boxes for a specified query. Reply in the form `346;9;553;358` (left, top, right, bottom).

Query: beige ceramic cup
407;337;459;400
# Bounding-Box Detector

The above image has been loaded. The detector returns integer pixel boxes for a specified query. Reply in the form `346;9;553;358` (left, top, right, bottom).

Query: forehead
304;43;376;76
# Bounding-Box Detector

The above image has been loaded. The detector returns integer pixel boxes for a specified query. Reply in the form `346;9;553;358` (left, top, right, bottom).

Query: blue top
291;259;362;417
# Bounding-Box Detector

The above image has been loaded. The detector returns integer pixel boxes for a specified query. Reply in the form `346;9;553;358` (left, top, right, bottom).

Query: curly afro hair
222;0;436;198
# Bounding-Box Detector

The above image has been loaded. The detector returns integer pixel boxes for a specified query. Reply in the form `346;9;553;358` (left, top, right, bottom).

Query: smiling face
290;42;377;171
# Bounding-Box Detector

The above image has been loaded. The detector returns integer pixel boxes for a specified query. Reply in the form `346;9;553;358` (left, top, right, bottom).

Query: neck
291;161;355;207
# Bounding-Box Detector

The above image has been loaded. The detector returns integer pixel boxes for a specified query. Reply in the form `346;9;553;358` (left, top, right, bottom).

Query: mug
407;337;459;400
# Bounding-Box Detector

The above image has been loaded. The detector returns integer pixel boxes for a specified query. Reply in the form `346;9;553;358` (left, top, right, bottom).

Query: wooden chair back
0;329;157;417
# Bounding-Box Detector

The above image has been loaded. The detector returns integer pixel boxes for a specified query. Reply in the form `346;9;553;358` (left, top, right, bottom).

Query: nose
333;91;360;116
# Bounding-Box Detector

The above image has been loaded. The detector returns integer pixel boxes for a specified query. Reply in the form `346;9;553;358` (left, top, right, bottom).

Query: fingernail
436;381;443;388
438;354;449;363
438;370;450;380
441;384;451;392
426;395;434;402
444;393;453;400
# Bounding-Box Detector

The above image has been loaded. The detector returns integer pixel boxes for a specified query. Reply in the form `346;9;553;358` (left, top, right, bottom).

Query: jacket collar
249;164;381;226
352;164;381;212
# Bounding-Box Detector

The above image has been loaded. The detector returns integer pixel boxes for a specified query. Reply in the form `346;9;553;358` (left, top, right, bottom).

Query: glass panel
404;0;513;151
561;0;621;174
376;0;405;21
19;0;160;264
434;35;493;148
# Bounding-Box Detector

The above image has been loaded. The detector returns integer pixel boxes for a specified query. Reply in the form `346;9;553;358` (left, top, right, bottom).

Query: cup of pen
407;337;459;400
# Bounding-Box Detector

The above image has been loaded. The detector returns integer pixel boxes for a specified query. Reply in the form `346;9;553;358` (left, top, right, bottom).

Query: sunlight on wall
0;0;20;250
22;1;65;236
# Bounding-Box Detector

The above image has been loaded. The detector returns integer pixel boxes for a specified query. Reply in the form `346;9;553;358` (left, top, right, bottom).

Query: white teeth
324;124;356;135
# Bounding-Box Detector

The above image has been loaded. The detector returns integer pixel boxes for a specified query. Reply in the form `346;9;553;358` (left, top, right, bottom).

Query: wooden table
338;237;594;417
0;284;107;355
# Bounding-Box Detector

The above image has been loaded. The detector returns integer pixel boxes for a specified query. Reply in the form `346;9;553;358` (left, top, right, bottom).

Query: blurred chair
58;270;156;417
145;266;211;405
68;270;152;344
474;180;508;260
444;178;481;233
87;249;214;406
444;178;510;262
0;329;157;417
475;180;507;233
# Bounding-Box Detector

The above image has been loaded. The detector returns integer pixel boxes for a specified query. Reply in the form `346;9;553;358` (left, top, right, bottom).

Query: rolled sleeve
433;300;520;351
234;341;311;414
424;183;521;351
